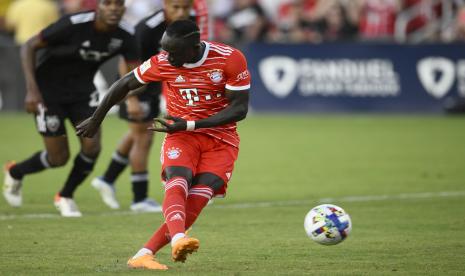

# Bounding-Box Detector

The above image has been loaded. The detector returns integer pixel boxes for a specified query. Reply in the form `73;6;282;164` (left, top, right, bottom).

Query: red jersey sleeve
224;49;251;91
133;55;163;84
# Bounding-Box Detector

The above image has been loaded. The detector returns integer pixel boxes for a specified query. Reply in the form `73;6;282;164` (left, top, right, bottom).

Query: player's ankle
170;233;186;246
132;248;153;259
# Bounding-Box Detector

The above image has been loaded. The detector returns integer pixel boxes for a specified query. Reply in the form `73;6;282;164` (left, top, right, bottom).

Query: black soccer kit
118;9;198;122
35;11;138;136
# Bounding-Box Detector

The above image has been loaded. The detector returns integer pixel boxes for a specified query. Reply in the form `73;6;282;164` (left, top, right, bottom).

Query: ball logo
259;56;298;98
417;57;455;99
166;147;182;159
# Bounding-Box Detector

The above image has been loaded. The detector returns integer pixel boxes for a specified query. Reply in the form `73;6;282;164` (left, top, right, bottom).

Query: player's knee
82;143;101;158
193;173;225;192
164;166;193;183
48;151;70;167
133;131;153;148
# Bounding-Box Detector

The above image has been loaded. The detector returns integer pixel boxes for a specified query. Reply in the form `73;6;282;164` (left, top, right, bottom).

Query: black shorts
119;87;160;123
34;98;97;137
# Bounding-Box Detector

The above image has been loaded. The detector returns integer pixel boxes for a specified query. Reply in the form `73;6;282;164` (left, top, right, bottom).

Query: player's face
161;33;196;67
98;0;125;27
164;0;193;22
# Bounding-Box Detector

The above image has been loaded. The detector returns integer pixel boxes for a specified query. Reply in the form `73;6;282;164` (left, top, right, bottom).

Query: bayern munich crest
208;70;223;83
166;147;182;159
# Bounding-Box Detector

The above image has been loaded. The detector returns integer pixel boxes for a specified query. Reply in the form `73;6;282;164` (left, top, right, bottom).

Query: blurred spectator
453;6;465;40
356;0;402;40
210;0;233;18
217;0;269;46
123;0;161;26
315;1;358;41
270;0;345;43
61;0;97;14
5;0;59;44
0;0;14;32
270;0;319;43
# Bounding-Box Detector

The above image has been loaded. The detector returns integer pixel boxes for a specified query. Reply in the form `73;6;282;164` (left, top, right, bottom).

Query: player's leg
100;132;132;184
54;130;101;217
3;104;69;207
91;100;134;209
128;174;220;268
91;132;132;209
142;175;218;251
168;137;238;261
127;120;162;212
54;100;101;217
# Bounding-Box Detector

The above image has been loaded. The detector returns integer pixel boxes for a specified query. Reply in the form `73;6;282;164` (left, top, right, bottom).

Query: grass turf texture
0;113;464;275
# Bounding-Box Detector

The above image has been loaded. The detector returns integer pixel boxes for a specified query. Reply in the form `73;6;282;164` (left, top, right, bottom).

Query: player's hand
126;97;144;120
76;117;101;138
25;85;45;113
148;115;187;133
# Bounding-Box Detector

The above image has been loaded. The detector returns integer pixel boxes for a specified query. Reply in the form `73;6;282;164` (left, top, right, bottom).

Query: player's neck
94;20;117;32
191;42;206;64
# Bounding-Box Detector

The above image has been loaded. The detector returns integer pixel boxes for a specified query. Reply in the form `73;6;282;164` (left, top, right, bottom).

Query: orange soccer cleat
171;236;200;262
127;254;168;270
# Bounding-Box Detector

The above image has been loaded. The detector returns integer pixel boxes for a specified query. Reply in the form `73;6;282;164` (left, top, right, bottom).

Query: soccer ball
304;204;352;245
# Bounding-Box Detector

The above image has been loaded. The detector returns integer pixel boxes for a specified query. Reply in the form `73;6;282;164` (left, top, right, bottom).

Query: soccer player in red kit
76;19;250;270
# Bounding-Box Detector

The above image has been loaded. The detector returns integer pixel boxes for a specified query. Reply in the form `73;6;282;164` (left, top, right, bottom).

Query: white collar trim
183;41;209;68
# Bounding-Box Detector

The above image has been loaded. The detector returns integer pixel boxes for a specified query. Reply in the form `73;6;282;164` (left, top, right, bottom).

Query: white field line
1;190;465;221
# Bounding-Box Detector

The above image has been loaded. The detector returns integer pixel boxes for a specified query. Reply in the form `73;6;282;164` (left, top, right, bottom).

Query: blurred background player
76;19;250;270
91;0;210;212
2;0;139;217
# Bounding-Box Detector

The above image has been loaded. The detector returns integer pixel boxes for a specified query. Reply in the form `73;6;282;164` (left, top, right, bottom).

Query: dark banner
244;43;465;112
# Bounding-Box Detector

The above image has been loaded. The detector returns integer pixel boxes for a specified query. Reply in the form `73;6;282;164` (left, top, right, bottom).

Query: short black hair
166;20;200;40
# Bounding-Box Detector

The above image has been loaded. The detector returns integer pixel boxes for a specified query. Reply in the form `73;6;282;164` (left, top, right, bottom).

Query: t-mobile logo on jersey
179;88;200;106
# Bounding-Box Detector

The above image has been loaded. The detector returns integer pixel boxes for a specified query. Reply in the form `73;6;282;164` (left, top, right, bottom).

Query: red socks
144;183;213;253
162;177;189;237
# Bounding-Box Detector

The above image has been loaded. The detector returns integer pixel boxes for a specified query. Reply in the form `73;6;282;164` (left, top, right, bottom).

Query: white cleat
3;162;22;207
91;177;120;209
54;194;82;217
130;198;162;213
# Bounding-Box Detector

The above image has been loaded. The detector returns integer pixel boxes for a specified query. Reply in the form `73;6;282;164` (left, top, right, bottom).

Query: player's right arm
21;14;72;113
76;72;144;137
20;35;47;113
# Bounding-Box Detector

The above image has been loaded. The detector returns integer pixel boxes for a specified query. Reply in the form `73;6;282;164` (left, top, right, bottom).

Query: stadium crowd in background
2;0;465;45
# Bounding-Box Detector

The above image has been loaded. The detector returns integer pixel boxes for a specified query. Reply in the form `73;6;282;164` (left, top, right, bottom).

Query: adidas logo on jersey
175;75;186;83
170;213;183;221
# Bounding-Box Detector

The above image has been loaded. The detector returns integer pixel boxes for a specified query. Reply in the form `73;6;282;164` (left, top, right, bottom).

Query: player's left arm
151;89;248;133
187;88;249;128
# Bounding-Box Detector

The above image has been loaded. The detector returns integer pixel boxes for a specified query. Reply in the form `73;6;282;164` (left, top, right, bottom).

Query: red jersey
134;41;251;148
359;0;398;38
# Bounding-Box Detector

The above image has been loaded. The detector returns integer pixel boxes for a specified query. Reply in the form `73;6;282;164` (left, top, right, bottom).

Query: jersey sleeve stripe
70;12;95;24
225;84;250;91
133;69;147;84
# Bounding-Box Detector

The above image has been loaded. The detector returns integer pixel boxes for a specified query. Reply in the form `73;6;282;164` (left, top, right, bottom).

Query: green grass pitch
1;113;464;275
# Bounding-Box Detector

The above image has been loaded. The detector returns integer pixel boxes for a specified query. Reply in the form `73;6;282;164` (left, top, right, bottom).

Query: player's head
96;0;126;27
164;0;193;22
161;20;201;67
